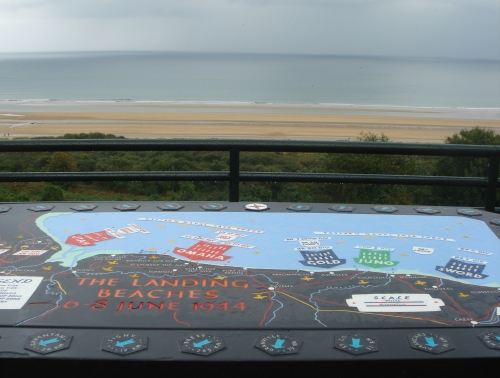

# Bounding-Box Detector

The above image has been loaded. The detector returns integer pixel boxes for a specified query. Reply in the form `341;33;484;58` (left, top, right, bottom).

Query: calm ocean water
0;51;499;110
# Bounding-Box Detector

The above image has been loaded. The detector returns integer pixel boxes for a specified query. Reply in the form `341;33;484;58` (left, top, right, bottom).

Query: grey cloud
3;0;498;21
2;0;211;18
0;0;498;59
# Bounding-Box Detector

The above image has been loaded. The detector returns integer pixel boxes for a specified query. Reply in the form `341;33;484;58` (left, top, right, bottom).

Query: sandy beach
1;104;499;143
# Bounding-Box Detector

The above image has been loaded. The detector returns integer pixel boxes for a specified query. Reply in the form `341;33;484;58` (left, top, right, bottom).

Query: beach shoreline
1;103;499;143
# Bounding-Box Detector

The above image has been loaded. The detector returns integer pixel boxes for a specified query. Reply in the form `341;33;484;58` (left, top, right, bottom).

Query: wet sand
1;105;499;143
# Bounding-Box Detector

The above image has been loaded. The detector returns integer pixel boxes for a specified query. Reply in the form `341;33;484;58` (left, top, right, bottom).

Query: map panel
1;210;499;330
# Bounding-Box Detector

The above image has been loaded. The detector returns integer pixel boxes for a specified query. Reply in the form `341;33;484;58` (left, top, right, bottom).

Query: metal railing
0;139;499;211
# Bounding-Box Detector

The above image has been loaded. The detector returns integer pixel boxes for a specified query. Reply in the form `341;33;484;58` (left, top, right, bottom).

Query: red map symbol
66;231;115;246
173;241;232;261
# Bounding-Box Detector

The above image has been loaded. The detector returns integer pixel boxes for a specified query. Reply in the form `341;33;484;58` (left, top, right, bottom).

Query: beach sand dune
1;106;499;143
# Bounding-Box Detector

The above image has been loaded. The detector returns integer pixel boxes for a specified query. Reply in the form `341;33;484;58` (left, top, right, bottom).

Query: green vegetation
320;132;431;204
0;127;498;206
430;128;500;207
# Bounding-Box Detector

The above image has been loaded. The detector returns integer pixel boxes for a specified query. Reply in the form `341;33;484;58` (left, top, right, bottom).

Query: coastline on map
1;101;499;143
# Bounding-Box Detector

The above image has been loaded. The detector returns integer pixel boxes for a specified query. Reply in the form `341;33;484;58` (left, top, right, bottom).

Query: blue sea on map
39;212;500;285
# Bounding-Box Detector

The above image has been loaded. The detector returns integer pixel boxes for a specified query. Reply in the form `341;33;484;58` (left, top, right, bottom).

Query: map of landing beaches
0;211;500;330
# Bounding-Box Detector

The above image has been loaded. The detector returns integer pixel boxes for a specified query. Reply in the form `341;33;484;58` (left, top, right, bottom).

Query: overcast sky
1;0;499;59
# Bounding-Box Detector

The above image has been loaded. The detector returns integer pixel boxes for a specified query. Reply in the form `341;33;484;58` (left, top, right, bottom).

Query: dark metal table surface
0;201;499;376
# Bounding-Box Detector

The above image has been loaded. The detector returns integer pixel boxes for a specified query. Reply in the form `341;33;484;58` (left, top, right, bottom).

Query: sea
0;51;499;116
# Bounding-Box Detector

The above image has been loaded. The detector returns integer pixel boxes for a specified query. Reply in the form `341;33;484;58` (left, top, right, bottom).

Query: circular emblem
414;207;440;215
478;331;500;350
200;203;227;211
25;332;72;355
457;208;482;216
70;204;97;212
245;203;269;211
102;333;148;356
407;332;454;355
28;204;55;212
330;205;355;212
334;333;378;355
372;205;398;213
0;205;11;213
157;203;184;211
287;204;312;212
113;203;141;211
254;334;301;356
179;334;226;356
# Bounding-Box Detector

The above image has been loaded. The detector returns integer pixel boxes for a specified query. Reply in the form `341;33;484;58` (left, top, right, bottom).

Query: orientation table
0;201;499;374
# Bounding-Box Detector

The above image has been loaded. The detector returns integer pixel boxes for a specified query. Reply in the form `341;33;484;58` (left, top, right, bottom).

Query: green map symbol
353;249;399;268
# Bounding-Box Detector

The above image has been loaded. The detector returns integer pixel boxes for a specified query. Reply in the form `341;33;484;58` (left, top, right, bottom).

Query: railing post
229;149;240;202
484;155;499;212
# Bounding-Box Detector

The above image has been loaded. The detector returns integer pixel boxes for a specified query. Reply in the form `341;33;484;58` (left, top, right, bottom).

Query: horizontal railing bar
0;172;229;182
240;172;489;187
0;171;493;188
1;139;500;157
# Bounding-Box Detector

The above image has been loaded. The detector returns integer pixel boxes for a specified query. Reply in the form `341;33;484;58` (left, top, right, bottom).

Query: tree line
0;128;499;207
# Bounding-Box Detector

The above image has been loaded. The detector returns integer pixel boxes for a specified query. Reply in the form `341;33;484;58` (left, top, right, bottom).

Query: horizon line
0;50;498;63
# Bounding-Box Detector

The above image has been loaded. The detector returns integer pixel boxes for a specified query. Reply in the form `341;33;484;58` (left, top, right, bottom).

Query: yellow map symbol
253;294;267;300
